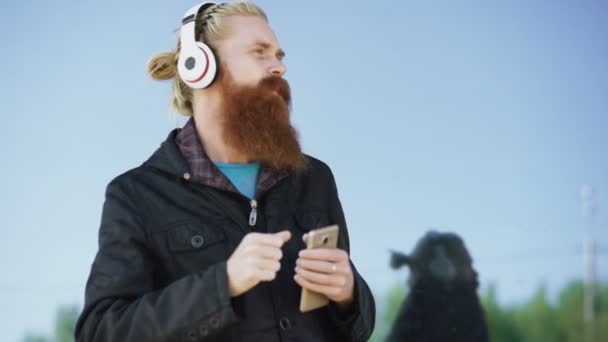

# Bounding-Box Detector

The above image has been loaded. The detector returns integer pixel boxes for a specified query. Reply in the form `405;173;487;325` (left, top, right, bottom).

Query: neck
191;90;253;164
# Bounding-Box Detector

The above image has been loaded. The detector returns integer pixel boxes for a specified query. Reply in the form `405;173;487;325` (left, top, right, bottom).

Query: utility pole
581;184;596;342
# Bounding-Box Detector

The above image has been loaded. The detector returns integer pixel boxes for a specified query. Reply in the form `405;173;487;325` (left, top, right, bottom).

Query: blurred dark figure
386;231;489;342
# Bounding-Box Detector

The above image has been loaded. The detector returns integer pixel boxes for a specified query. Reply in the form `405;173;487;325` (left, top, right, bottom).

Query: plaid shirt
175;118;289;198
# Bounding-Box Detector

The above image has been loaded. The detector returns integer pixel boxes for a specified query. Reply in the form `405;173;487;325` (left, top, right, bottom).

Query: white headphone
177;2;221;89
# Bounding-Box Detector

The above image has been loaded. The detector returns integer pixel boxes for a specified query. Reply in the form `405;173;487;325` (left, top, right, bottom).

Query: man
75;1;375;341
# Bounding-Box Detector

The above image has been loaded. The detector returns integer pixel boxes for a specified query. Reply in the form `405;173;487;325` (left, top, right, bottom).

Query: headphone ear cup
177;41;217;89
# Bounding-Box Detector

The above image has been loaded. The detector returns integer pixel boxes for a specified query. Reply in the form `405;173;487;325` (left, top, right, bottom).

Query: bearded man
75;2;375;341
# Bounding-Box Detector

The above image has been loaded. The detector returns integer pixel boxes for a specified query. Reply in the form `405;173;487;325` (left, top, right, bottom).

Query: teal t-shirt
214;161;261;199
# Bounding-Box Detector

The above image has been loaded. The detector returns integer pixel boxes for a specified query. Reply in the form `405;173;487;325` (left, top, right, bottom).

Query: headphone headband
180;2;216;48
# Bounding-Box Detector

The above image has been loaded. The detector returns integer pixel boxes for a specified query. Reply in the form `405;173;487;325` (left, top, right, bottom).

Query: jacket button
186;330;197;341
199;325;209;336
191;235;204;248
210;317;220;328
183;172;191;180
279;317;292;330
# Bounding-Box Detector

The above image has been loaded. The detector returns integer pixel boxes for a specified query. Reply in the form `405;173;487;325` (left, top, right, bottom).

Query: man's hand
294;234;355;306
227;231;291;297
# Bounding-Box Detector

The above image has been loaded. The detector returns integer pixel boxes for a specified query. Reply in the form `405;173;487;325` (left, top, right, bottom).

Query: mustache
258;76;291;105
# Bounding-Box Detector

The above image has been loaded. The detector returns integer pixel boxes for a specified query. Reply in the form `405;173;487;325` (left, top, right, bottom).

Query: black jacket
75;129;375;342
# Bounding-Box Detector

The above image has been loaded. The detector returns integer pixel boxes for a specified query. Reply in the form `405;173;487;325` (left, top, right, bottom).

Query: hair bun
146;51;178;80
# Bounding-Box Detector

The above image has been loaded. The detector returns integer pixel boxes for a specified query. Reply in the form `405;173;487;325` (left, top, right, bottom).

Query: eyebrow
251;41;286;59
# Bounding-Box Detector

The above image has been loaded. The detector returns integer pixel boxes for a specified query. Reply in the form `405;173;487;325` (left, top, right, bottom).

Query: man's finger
295;266;346;287
258;269;277;282
298;248;348;262
243;244;283;260
247;231;291;247
254;258;281;272
275;230;292;243
294;275;341;298
296;258;347;274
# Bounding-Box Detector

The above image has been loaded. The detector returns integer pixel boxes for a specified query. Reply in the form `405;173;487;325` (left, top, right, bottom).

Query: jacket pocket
156;221;230;280
166;222;226;253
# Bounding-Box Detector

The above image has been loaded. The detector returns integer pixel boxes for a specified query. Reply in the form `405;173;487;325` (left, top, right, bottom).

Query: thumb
275;230;292;243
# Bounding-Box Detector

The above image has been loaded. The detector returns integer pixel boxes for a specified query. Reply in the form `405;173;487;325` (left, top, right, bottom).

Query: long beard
219;72;306;171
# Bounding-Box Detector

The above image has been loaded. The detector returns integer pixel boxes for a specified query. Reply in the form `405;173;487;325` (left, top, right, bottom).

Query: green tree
21;304;79;342
555;281;608;342
53;305;78;342
514;285;565;342
369;284;407;342
556;281;585;342
21;335;48;342
481;283;522;342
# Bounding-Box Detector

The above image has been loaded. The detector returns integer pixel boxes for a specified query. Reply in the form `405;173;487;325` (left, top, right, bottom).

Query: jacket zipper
246;173;292;228
190;174;290;230
248;199;257;226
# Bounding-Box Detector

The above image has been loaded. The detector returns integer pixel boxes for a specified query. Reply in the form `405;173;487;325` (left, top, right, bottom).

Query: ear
389;249;412;269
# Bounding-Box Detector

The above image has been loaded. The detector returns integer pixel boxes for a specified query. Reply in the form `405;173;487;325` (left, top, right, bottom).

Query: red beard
219;71;307;171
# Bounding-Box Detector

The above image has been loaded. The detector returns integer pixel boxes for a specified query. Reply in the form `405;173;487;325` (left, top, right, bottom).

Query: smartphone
299;224;340;312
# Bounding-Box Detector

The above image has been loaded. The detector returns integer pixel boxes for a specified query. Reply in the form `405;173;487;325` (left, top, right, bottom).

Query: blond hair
146;1;268;116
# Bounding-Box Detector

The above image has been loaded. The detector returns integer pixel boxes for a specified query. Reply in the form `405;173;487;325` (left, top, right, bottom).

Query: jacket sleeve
75;178;239;342
323;166;376;342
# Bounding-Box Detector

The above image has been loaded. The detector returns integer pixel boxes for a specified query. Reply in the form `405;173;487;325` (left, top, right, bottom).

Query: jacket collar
143;128;190;178
144;118;290;198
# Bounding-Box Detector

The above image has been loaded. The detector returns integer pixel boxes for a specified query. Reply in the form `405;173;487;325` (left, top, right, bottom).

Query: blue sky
2;0;607;340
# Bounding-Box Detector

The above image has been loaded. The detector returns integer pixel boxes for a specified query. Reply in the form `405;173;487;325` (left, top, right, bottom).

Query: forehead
221;15;281;50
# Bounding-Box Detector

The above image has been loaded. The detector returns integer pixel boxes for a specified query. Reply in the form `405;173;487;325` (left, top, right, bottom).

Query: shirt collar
175;117;289;198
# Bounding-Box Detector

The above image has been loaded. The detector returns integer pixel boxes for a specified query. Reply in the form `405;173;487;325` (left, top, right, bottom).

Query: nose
269;59;286;77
